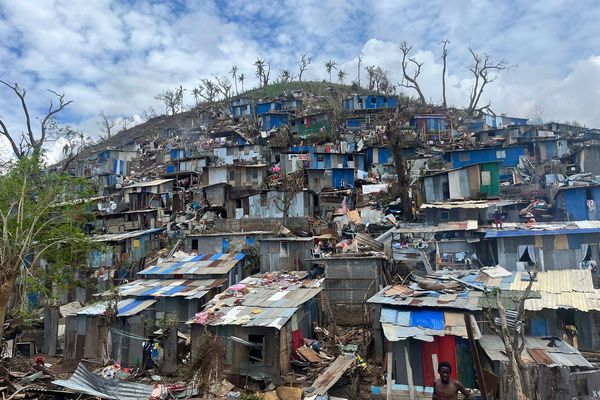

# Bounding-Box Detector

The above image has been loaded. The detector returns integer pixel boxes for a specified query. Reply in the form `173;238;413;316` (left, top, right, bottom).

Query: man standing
432;362;473;400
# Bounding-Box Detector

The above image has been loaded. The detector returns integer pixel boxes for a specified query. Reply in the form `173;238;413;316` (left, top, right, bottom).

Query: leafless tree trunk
357;53;363;87
440;40;449;109
486;265;538;399
399;42;426;103
98;111;115;138
298;54;312;83
0;80;73;159
466;48;510;117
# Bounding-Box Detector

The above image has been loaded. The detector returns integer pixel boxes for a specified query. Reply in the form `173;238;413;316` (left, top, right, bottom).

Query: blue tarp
409;310;445;330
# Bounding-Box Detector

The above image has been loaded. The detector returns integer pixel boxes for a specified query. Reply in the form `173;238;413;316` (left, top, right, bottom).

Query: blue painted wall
332;168;354;188
262;113;289;130
256;101;282;116
366;147;395;165
343;95;398;111
559;189;589;220
446;147;525;169
346;118;361;128
411;115;447;132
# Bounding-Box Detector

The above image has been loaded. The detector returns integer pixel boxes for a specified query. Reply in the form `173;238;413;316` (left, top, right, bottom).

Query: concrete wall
247;191;311;219
259;239;313;272
208;167;228;185
210;217;310;233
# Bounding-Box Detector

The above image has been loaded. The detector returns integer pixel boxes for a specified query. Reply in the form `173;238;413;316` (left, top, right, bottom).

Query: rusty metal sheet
528;349;556;366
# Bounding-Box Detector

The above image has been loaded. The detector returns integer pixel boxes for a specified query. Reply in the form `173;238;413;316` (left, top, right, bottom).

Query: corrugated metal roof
52;363;154;400
463;269;600;312
138;253;245;277
214;288;322;308
189;271;323;328
92;228;163;242
206;306;297;329
112;278;226;299
380;307;481;342
484;220;600;238
77;298;156;317
123;178;174;189
368;285;482;311
420;201;491;209
509;269;595;293
388;220;478;234
478;334;592;368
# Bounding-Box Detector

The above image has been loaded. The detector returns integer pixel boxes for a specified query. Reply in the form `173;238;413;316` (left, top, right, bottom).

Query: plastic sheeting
410;310;444;330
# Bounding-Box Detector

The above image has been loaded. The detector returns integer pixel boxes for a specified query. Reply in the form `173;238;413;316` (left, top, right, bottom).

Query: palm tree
337;69;347;84
230;65;239;95
280;69;292;83
238;73;246;92
254;58;266;87
325;59;338;82
192;87;201;106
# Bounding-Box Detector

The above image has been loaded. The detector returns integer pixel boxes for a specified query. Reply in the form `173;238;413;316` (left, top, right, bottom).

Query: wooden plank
387;351;393;400
310;354;354;396
296;346;322;364
464;313;488;400
404;346;416;400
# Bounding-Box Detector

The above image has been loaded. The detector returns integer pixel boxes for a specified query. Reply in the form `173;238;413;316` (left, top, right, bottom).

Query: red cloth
421;335;457;386
291;330;304;352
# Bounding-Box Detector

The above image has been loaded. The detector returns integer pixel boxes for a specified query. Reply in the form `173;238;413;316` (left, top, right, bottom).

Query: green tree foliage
0;156;96;338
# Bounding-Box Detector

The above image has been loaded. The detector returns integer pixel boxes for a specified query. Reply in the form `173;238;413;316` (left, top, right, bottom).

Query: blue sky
1;0;600;160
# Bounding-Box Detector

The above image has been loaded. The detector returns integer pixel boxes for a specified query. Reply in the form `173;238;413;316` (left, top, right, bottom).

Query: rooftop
479;334;592;368
123;178;174;189
92;227;163;242
484;220;600;238
138;253;245;277
189;271;323;329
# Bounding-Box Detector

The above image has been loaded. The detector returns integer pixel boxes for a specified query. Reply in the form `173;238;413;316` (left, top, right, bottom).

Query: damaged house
188;271;322;384
64;252;246;370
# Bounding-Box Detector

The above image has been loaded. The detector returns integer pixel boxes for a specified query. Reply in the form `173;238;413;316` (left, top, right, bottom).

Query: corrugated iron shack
483;221;600;270
188;271;323;384
64;253;245;368
309;255;389;326
368;283;481;392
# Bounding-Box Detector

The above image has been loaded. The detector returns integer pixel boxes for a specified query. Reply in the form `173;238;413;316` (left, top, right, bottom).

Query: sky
1;0;600;162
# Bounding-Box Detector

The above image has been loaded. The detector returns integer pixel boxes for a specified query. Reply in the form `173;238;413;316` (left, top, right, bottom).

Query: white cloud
1;0;600;159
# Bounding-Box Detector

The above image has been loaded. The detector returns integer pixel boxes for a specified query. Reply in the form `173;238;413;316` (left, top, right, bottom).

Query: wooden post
404;345;416;400
464;313;488;400
43;305;59;356
386;351;393;400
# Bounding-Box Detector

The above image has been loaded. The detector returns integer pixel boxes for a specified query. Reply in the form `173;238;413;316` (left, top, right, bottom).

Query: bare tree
0;80;73;159
198;79;219;103
365;65;376;91
337;69;347;84
357;53;363;87
98;111;115;139
485;264;538;399
154;86;184;115
213;74;233;99
238;73;246;92
58;125;89;171
466;48;510;117
440;39;449;109
325;59;338;82
229;65;239;95
298;54;312;83
271;171;305;225
399;41;426;103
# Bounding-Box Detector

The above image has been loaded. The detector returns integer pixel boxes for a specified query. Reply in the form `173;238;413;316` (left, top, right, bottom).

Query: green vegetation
0;156;96;338
236;80;372;100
